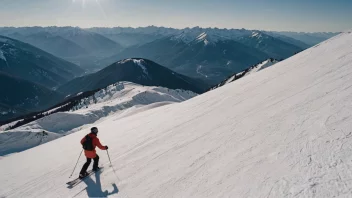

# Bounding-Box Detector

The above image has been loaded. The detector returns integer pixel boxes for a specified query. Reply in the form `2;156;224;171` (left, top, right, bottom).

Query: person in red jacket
79;127;108;178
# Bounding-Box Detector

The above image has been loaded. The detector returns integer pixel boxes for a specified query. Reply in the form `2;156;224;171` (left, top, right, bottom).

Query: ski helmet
91;127;98;134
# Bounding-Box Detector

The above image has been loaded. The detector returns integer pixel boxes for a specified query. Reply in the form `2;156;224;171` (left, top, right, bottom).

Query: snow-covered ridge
0;82;197;156
251;32;260;37
118;58;150;77
196;32;207;40
169;29;282;47
88;26;254;37
244;58;279;76
251;31;266;39
195;32;210;45
210;58;279;90
170;29;251;45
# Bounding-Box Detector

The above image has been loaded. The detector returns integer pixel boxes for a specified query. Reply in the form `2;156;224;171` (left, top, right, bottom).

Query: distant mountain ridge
101;31;296;84
15;31;88;58
0;26;338;84
270;31;339;46
87;26;338;46
0;27;123;55
0;35;84;88
58;58;208;95
236;32;303;59
0;27;123;71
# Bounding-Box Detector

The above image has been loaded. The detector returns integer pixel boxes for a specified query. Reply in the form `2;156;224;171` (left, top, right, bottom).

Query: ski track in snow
1;33;352;197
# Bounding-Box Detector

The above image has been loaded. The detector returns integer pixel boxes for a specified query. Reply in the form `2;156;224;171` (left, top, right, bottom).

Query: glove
105;146;109;150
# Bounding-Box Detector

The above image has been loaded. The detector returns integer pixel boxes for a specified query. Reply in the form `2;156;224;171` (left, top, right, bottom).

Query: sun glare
72;0;100;7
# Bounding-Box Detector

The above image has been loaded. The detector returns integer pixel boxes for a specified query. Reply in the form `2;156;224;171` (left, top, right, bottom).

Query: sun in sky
72;0;100;8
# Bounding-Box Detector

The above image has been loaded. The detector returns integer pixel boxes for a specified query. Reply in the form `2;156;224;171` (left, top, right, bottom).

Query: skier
79;127;108;179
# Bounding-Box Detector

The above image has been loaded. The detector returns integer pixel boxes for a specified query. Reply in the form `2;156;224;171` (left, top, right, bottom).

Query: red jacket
81;133;106;158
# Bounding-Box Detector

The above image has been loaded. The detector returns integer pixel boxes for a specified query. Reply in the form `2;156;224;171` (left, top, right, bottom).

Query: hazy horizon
1;0;351;32
0;25;344;34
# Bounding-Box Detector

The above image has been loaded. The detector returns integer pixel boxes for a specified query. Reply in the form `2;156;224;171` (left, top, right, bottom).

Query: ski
66;167;104;188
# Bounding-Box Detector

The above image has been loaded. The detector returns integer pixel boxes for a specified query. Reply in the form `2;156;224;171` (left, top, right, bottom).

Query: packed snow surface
1;32;352;197
0;82;197;156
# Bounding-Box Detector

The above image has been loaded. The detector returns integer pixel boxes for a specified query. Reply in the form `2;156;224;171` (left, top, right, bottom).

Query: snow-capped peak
117;58;150;77
196;32;207;40
170;31;201;43
132;59;149;77
117;58;132;64
251;31;264;39
252;32;259;37
170;31;228;45
195;32;211;45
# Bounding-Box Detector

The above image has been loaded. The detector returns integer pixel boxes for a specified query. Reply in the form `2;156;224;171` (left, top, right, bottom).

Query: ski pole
106;150;131;198
106;150;121;181
69;149;83;178
106;149;113;166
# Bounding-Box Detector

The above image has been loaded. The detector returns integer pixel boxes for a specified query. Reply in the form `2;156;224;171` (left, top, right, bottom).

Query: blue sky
0;0;351;32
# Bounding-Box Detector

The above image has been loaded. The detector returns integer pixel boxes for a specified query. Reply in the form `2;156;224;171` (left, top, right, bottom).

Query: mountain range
0;26;339;123
100;31;301;84
0;27;123;71
0;35;84;88
96;28;336;83
0;27;338;77
0;55;207;122
87;26;338;48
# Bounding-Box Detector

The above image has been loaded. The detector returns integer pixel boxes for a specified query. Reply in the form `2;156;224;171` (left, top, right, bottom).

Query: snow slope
1;32;352;197
244;58;279;76
0;82;197;156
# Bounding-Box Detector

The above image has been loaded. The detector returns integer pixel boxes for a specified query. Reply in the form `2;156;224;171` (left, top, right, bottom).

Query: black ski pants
80;155;99;174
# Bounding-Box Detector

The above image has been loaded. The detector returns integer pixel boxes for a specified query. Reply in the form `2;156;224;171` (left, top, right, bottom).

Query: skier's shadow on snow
82;171;119;197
